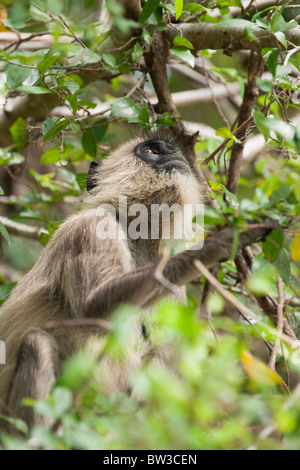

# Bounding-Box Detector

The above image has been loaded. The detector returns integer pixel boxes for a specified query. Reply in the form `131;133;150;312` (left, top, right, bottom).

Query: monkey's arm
84;224;273;317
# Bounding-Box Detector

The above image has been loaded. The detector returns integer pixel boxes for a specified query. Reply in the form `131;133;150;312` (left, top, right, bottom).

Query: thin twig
125;72;147;99
154;248;178;294
283;45;300;67
203;59;231;128
103;36;140;55
201;115;254;165
57;15;87;49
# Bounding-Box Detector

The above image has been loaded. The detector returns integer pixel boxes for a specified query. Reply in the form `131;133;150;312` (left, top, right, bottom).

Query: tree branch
165;23;300;51
226;50;262;194
0;216;48;241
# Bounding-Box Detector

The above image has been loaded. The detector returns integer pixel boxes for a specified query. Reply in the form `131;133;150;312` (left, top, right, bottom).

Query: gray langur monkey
0;129;275;429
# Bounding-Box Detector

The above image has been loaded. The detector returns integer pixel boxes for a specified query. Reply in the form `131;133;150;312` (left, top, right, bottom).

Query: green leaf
40;145;74;164
263;229;284;263
204;207;225;225
206;293;225;314
231;0;242;6
247;254;276;295
17;85;53;94
0;220;10;244
65;94;78;116
38;51;60;75
78;100;97;110
255;18;269;29
224;188;239;209
275;31;287;49
269;186;292;205
275;249;291;285
266;49;279;77
41;118;56;137
164;3;175;14
215;19;254;29
132;42;143;62
29;169;65;192
186;3;208;14
58;77;81;94
253;110;270;141
270;11;293;33
43;119;70;141
79;49;102;66
76;172;87;191
170;47;195;68
289;58;300;73
256;77;273;92
139;0;161;24
16;209;42;221
216;127;233;139
57;168;80;193
142;29;153;46
0;150;24;166
244;25;258;41
69;122;81;134
275;65;292;79
175;0;183;20
92;120;108;143
208;179;224;191
173;36;194;50
263;117;297;148
102;53;116;67
57;351;97;391
35;387;72;421
82;129;97;156
0;185;3;195
140;104;150;125
6;64;32;90
10;117;28;151
110;98;140;119
0;282;16;303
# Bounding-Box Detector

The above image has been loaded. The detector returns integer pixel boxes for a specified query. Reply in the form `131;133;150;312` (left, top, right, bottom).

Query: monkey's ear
87;161;102;193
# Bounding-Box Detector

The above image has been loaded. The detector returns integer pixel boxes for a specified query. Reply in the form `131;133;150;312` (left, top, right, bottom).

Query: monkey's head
86;129;203;210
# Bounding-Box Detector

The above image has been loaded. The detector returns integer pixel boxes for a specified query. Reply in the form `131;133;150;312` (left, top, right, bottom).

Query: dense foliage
0;0;300;450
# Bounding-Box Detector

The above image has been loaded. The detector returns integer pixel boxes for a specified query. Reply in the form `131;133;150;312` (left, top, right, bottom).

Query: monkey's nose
155;153;190;174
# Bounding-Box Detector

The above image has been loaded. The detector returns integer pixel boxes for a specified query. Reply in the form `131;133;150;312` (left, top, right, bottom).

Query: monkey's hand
238;217;280;247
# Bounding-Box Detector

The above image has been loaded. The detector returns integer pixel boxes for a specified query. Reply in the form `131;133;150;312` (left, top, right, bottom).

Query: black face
87;160;102;193
134;139;190;174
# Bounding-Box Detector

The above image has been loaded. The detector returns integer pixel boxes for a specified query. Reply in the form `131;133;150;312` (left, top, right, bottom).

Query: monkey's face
134;139;191;175
86;132;202;211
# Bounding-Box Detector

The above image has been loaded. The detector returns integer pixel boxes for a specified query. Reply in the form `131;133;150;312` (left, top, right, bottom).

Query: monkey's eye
143;148;156;155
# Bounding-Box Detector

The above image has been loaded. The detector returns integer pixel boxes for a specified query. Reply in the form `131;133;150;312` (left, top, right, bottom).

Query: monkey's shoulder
47;209;122;251
42;209;133;272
